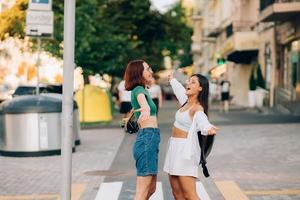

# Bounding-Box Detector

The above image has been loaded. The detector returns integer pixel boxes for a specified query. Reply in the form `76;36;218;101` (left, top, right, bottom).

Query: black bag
124;111;139;134
197;132;215;178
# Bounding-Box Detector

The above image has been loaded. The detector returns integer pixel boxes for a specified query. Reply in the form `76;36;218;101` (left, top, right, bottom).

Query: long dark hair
192;74;209;116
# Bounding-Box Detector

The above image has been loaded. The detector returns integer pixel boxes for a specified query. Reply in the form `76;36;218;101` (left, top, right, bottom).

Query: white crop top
174;108;192;132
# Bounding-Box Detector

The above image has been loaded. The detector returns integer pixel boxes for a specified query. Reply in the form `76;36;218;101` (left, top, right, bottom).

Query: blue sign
32;0;49;4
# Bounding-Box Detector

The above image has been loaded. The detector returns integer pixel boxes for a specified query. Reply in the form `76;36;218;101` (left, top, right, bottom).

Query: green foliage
1;0;192;77
249;63;265;90
163;4;192;68
256;64;265;89
249;68;256;91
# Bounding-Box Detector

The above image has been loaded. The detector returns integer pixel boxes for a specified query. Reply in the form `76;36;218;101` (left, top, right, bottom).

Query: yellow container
75;85;112;122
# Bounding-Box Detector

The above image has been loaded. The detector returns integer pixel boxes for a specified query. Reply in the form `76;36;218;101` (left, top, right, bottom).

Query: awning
227;50;258;64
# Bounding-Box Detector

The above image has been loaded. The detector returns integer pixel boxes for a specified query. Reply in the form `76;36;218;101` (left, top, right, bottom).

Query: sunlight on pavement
244;189;300;196
215;181;249;200
216;180;300;199
0;183;86;200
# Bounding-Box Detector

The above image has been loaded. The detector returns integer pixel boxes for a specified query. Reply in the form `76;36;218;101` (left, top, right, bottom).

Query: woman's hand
207;127;219;135
168;71;174;81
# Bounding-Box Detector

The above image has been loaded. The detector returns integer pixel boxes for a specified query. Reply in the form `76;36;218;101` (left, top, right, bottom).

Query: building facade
191;0;300;110
259;0;300;109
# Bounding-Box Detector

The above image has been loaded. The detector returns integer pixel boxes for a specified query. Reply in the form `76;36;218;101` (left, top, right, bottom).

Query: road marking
95;182;123;200
92;181;212;200
0;183;86;200
0;195;59;200
149;182;164;200
196;181;211;200
244;189;300;196
71;183;86;200
215;181;249;200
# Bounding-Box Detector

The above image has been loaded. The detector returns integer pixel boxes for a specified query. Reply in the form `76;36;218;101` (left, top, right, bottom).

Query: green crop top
131;85;157;119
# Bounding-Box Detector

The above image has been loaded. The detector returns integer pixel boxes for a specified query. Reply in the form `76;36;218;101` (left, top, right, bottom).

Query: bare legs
224;100;229;113
169;175;200;200
169;175;185;200
220;100;229;113
134;175;157;200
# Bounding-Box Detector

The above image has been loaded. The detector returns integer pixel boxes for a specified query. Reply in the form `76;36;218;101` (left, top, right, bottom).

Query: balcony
220;31;259;64
218;21;259;64
225;21;254;38
260;0;300;22
205;27;221;38
228;32;259;64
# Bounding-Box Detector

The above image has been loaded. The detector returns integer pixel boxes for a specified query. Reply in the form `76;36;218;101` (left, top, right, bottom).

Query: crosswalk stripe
196;181;211;200
95;181;211;200
149;182;164;200
215;181;249;200
95;182;123;200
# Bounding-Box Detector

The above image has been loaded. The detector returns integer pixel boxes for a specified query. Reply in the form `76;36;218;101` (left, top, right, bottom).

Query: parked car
12;85;62;97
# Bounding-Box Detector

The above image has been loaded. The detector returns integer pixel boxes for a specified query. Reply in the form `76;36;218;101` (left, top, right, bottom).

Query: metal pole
36;38;41;95
270;27;276;107
61;0;75;199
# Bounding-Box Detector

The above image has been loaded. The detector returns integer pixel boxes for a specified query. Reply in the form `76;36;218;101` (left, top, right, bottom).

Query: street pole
270;27;276;107
61;0;75;199
36;38;41;95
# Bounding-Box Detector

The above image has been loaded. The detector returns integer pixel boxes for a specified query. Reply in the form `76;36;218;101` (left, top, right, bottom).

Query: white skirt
163;137;199;178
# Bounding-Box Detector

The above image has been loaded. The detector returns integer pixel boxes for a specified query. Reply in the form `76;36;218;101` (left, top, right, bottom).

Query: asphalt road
97;101;300;200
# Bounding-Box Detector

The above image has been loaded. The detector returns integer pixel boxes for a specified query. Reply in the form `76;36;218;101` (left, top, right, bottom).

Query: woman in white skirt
163;73;218;200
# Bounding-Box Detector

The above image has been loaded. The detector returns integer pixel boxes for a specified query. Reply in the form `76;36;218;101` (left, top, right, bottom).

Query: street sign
26;10;53;37
29;0;52;11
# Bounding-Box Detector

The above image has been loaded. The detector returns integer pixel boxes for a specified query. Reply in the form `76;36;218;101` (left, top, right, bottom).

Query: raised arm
169;78;188;106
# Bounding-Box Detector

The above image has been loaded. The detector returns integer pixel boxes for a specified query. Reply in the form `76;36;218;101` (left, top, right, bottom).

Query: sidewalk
210;101;246;112
0;128;125;200
1;100;299;200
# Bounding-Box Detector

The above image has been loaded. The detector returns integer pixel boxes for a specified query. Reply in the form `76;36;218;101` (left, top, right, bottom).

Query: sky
150;0;179;13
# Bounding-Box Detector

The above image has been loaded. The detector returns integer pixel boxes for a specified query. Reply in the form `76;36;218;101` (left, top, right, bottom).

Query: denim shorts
133;128;160;176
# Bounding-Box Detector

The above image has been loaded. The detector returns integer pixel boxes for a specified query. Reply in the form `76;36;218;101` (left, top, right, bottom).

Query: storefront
282;39;300;101
277;20;300;103
258;24;277;107
220;32;259;107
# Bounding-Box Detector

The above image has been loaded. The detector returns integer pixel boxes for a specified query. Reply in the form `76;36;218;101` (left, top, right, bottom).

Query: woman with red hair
124;60;160;200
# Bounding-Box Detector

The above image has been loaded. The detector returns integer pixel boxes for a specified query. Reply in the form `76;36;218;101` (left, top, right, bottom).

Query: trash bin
0;95;76;157
41;93;81;145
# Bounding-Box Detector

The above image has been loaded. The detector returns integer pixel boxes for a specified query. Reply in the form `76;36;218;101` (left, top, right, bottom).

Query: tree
256;64;265;89
0;0;193;77
249;68;256;91
249;63;265;90
162;4;193;68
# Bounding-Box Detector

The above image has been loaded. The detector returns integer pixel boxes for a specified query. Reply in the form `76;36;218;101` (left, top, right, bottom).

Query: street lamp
61;0;75;199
